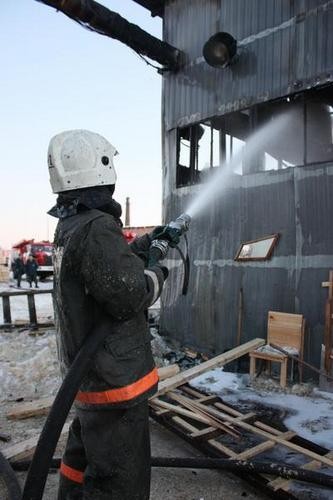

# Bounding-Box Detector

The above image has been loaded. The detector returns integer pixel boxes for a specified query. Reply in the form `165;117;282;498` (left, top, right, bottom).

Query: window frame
234;234;280;262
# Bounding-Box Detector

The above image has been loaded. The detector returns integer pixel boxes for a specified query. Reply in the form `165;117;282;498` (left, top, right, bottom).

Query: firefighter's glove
148;239;169;267
149;225;180;248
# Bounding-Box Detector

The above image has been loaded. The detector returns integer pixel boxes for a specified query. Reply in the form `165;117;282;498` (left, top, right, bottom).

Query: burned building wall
160;0;333;369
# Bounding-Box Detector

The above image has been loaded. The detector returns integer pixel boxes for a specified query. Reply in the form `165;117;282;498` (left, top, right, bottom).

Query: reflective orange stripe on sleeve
75;367;159;404
60;462;84;484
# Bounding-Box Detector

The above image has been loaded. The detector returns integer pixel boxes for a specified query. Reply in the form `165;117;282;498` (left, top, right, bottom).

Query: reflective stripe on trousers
75;367;159;404
60;462;84;484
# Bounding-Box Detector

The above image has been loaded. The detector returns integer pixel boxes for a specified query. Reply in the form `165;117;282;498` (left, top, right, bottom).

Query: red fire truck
12;239;54;280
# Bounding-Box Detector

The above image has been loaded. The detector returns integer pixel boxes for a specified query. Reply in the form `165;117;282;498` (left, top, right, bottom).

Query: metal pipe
36;0;182;70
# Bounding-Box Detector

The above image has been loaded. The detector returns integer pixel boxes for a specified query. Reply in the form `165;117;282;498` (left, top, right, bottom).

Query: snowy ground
0;279;54;323
0;279;58;400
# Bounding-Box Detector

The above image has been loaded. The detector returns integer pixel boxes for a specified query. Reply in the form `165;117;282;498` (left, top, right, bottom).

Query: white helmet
48;129;117;193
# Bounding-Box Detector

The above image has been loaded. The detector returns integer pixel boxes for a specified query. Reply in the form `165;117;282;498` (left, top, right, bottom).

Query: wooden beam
152;399;240;438
6;397;54;420
27;293;38;326
0;289;52;298
2;295;11;324
3;423;70;461
157;364;180;381
154;338;265;397
236;431;295;460
170;415;238;458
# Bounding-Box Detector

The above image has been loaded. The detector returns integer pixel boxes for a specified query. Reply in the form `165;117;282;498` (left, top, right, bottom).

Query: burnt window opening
176;123;222;187
176;84;333;187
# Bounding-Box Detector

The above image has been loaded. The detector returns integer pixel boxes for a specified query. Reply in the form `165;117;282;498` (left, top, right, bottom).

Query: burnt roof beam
36;0;180;71
131;0;164;17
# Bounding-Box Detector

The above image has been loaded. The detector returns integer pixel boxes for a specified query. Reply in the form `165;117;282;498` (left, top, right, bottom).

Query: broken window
306;86;333;165
177;123;221;187
235;234;279;261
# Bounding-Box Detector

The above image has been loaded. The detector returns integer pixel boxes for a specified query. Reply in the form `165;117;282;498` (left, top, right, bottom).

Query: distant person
11;255;25;288
25;255;39;288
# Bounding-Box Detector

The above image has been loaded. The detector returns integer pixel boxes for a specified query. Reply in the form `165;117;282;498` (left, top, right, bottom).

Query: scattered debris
0;433;11;443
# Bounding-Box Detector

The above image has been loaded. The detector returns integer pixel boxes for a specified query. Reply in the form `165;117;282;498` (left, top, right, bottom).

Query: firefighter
11;254;25;288
48;130;169;500
25;254;39;288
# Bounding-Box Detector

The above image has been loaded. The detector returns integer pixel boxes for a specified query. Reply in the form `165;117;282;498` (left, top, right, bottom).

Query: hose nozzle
167;213;191;235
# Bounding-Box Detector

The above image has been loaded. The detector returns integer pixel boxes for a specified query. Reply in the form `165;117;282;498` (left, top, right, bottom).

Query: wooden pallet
150;385;333;498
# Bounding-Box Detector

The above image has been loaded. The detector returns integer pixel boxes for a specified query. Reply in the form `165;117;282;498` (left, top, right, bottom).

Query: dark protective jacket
12;258;25;276
53;208;165;409
25;259;38;277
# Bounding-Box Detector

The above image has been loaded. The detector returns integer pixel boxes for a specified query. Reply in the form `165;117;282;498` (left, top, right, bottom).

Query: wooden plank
153;399;240;438
269;451;333;491
154;339;265;397
27;293;38;326
153;399;218;426
6;397;54;420
0;289;52;298
3;423;70;461
170;394;333;468
7;365;181;420
190;427;223;440
324;299;333;372
190;412;255;440
236;431;295;460
2;295;12;324
170;416;237;458
157;364;180;381
197;395;220;404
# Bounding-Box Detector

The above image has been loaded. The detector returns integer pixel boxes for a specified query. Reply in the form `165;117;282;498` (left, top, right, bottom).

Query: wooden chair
249;311;305;388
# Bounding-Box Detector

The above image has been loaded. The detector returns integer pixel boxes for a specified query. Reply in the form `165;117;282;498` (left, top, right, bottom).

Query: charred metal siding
160;0;333;370
163;0;333;129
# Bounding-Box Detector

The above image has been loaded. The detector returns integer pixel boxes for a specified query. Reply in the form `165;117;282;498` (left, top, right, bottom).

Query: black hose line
12;456;333;490
22;322;112;500
0;451;21;500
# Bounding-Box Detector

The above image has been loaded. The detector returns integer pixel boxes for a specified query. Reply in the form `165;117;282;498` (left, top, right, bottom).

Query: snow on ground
0;279;59;400
0;279;54;323
191;368;333;449
0;327;60;401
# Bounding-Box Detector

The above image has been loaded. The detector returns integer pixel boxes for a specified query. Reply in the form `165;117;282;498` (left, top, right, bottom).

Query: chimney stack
125;197;130;227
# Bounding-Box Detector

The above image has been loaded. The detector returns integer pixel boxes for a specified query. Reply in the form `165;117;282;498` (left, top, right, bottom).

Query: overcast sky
0;1;162;249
